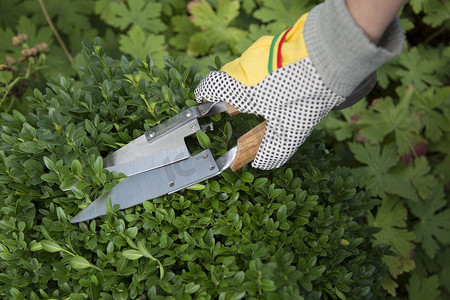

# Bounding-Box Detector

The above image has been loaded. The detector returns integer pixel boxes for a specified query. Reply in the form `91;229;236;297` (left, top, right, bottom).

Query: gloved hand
195;58;347;170
195;0;404;170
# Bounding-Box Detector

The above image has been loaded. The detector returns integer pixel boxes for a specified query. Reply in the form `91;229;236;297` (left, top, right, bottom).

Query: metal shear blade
71;102;236;223
103;102;228;176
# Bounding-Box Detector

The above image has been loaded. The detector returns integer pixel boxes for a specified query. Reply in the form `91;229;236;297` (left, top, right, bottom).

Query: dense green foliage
0;40;388;299
0;0;449;299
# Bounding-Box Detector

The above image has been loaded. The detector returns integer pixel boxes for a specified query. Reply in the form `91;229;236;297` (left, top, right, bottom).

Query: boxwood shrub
0;39;389;300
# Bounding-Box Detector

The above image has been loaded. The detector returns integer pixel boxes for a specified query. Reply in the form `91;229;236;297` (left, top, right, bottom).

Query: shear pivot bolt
209;165;215;171
169;181;175;187
190;124;196;130
203;153;209;159
185;111;192;118
148;131;156;138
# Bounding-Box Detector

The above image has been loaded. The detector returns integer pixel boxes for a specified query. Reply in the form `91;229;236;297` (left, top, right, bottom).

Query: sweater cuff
303;0;404;97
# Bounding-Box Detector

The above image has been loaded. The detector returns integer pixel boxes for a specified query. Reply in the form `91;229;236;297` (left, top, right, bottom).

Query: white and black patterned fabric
195;58;345;170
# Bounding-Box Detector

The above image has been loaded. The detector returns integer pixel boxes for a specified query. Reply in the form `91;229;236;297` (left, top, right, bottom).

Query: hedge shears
70;102;265;223
70;74;376;223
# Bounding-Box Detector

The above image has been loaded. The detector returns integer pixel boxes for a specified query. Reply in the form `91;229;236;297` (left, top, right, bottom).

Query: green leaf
137;240;152;259
105;196;113;214
125;227;138;239
169;68;183;87
381;277;399;297
261;279;276;292
15;16;53;48
169;15;199;51
0;0;24;28
396;47;444;91
317;100;371;141
253;0;314;28
395;157;439;200
409;0;427;13
186;183;205;191
409;188;450;258
0;71;12;84
0;175;13;184
10;287;23;299
407;271;441;300
358;88;421;156
70;256;92;269
43;157;56;171
335;287;346;300
376;58;402;89
188;0;246;55
240;172;254;183
253;177;268;187
122;249;143;260
349;142;418;201
196;130;211;149
71;159;83;177
10;14;74;77
119;26;168;65
300;277;312;291
189;0;238;30
60;177;78;191
422;0;450;27
367;196;416;278
108;0;165;33
277;204;287;220
41;240;64;253
184;282;200;294
437;247;450;293
28;0;94;36
183;231;195;245
30;242;43;251
233;271;245;286
93;156;103;174
68;27;99;54
412;87;450;142
137;240;164;280
94;0;113;21
18;141;46;154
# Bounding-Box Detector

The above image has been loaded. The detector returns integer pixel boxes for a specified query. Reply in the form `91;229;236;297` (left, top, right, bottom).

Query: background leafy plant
0;0;449;298
318;2;450;297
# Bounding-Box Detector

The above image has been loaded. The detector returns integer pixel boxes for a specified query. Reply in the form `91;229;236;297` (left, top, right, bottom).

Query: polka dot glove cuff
195;57;346;170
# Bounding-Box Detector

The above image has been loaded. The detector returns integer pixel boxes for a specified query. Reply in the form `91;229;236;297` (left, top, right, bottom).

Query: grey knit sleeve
303;0;405;97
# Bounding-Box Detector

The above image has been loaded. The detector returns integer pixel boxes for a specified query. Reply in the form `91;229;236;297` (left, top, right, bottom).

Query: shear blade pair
70;102;254;223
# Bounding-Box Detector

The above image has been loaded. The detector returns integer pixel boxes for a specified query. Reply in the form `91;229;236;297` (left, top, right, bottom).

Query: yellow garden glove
195;0;404;170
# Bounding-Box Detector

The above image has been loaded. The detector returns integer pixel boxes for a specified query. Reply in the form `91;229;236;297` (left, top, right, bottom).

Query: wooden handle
230;121;266;171
224;102;241;116
206;101;266;171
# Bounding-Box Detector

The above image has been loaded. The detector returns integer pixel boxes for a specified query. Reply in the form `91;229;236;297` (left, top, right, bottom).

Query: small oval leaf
122;249;143;260
196;130;210;149
241;172;254;183
186;183;205;190
70;256;91;269
71;159;83;176
41;240;63;253
30;242;43;251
